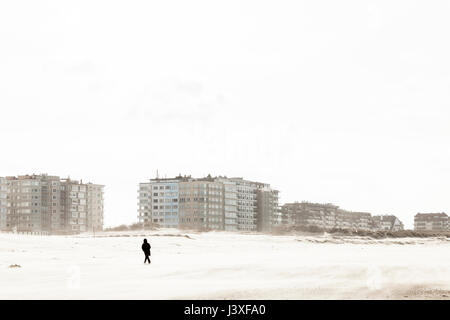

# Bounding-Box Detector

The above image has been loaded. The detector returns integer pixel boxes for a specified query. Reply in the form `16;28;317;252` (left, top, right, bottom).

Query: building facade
0;174;104;234
281;202;340;230
179;178;224;230
0;177;7;230
372;215;404;231
137;175;279;232
280;202;397;231
138;178;180;228
231;178;259;231
256;186;280;232
414;213;448;231
220;178;238;231
336;210;372;230
86;183;105;232
225;178;280;232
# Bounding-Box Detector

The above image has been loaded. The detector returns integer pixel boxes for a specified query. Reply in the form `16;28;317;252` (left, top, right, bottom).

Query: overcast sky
1;1;449;229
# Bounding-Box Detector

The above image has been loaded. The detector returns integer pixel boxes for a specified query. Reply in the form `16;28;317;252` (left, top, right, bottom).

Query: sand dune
1;230;450;299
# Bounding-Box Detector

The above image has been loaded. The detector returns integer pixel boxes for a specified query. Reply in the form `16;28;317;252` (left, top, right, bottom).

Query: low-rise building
281;202;379;231
414;213;448;231
372;215;404;231
281;202;340;229
336;210;372;231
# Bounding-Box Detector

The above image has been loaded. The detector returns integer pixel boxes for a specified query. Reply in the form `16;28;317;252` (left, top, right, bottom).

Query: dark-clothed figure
142;239;151;264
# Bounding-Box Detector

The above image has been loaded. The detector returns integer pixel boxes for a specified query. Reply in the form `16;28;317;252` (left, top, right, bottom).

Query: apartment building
3;174;59;233
372;215;404;231
137;175;279;232
137;182;152;223
138;177;180;228
281;202;375;231
0;174;104;234
179;178;224;230
86;183;105;232
63;179;105;233
220;178;238;231
414;213;448;231
336;210;372;231
281;202;340;229
225;178;257;231
0;177;7;230
223;178;279;232
257;186;280;232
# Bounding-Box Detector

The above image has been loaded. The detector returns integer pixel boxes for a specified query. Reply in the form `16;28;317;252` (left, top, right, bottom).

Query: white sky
1;1;449;229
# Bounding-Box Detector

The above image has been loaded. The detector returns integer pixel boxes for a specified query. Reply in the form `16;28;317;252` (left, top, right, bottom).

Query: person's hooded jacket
142;239;151;256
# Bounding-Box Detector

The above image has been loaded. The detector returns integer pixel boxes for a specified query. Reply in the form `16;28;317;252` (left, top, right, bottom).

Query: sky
0;1;449;229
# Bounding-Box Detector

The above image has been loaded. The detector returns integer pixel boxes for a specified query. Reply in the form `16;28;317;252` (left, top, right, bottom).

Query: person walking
142;238;151;264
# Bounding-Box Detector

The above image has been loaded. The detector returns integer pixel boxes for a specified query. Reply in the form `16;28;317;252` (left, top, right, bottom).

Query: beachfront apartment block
336;210;373;230
414;213;448;231
281;202;340;229
0;174;104;234
179;178;226;230
138;178;180;229
281;202;373;231
257;186;280;232
0;177;7;230
218;177;279;232
86;183;105;232
219;178;238;231
280;202;403;232
137;175;280;232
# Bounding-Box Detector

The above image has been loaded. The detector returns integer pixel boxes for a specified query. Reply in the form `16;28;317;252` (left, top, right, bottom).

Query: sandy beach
1;230;450;300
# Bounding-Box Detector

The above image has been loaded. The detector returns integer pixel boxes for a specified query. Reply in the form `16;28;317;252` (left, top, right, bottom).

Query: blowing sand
1;230;450;300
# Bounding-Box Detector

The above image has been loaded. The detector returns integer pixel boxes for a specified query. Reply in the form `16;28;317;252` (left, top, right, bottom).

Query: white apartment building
138;178;180;228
